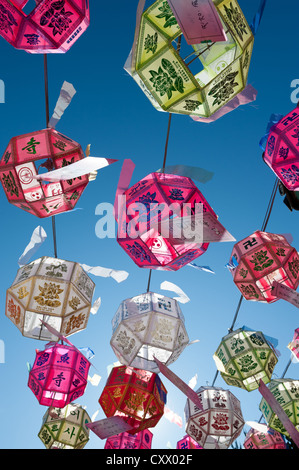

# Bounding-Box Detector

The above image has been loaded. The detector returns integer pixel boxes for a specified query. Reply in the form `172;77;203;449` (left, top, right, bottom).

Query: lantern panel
28;343;91;408
230;231;299;303
0;0;90;53
244;426;287;450
99;365;167;434
117;172;217;271
263;107;299;190
38;403;91;449
176;435;202;449
213;328;278;392
6;256;95;340
184;386;244;449
111;292;189;372
105;429;153;449
259;379;299;438
0;128;89;217
131;0;254;118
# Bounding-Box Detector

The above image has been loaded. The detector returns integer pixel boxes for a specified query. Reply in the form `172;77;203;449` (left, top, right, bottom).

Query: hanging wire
212;177;280;387
145;37;182;293
43;54;58;259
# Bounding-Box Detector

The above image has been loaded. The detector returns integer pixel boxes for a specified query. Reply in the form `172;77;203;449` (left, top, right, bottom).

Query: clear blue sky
0;0;298;450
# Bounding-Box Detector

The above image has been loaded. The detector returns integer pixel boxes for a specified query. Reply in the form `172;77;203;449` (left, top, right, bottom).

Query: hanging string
43;54;58;259
145;37;182;293
212;177;279;387
261;178;279;232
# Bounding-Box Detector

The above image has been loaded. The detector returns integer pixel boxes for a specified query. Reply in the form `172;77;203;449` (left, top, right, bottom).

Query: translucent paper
28;342;91;407
104;430;153;449
176;435;202;449
129;0;254;118
229;230;299;303
99;365;167;434
0;128;89;217
264;106;299;191
110;291;189;373
117;172;217;271
6;256;95;340
259;379;299;439
0;0;90;53
213;327;278;392
38;403;91;449
244;425;287;449
184;386;244;449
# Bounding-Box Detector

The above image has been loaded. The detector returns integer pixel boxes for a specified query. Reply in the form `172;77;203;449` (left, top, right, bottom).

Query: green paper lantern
38;403;91;449
259;379;299;439
130;0;254;117
213;328;278;391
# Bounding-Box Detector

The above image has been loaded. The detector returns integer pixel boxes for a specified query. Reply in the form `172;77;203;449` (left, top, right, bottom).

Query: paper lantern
111;291;189;373
99;365;167;434
176;435;202;450
0;0;89;53
0;128;89;217
38;403;91;449
263;106;299;191
28;341;91;407
129;0;254;118
259;378;299;438
229;230;299;303
213;327;278;392
117;171;217;271
278;181;299;212
104;429;153;449
6;256;95;340
244;424;287;449
288;328;299;361
184;385;244;449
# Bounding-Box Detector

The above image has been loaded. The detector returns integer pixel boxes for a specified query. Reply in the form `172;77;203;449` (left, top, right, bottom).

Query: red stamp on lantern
16;162;44;202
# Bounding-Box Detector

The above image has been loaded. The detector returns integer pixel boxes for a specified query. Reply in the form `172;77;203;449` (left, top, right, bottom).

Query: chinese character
22;137;40;154
52;372;65;387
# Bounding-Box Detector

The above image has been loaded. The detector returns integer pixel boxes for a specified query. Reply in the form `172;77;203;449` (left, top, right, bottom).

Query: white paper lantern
185;386;245;449
110;291;189;372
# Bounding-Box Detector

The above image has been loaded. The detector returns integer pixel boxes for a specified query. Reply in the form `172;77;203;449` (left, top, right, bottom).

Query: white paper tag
168;0;227;44
86;416;133;440
34;157;117;182
272;281;299;308
161;212;235;244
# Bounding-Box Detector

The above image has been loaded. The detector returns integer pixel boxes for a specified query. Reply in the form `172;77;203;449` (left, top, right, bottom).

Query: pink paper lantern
288;328;299;361
28;342;91;407
117;172;217;271
0;0;89;53
176;435;202;450
229;230;299;303
104;430;153;449
244;425;287;449
263;106;299;191
0;128;89;217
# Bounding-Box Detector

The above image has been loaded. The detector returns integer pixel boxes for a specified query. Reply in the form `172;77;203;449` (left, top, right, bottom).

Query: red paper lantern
176;435;202;449
229;230;299;303
244;425;287;449
0;128;89;217
99;365;167;434
104;429;153;449
28;342;90;407
0;0;89;53
263;106;299;191
117;172;217;271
